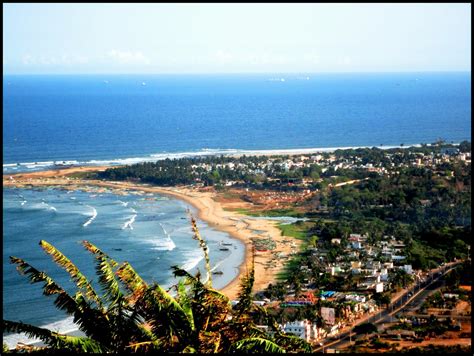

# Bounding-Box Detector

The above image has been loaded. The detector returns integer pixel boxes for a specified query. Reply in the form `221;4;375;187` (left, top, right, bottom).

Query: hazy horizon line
3;70;472;76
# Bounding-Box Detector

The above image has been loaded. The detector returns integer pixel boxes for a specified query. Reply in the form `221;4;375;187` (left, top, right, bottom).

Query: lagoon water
2;72;471;346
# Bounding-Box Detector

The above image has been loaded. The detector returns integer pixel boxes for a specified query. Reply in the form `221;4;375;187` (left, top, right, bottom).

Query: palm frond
116;261;148;293
189;214;213;287
229;337;286;353
82;241;123;304
39;240;102;308
9;256;79;314
3;320;105;352
273;332;313;353
176;280;195;331
126;340;162;353
234;247;255;316
9;256;115;343
82;240;119;268
136;284;193;344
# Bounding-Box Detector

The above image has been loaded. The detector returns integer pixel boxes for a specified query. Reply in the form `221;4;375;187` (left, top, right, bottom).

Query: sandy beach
4;167;302;300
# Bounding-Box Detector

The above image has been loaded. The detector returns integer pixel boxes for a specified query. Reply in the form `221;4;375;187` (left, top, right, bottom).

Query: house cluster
183;145;470;189
265;233;423;343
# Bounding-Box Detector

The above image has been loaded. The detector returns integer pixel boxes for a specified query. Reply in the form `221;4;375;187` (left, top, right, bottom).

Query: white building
402;264;413;274
281;320;312;342
375;282;384;293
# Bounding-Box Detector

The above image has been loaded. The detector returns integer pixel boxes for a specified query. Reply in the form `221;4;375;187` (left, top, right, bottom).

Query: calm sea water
3;72;471;172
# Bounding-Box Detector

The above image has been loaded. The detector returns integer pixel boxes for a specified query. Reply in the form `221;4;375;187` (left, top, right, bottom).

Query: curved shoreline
4;168;302;300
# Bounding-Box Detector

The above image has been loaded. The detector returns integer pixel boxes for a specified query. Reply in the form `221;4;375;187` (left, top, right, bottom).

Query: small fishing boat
212;271;224;275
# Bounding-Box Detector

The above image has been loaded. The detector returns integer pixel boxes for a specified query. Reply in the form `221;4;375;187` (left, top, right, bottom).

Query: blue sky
3;3;471;74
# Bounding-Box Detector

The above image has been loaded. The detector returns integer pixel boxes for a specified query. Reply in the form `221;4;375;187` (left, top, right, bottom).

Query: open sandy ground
4;167;302;300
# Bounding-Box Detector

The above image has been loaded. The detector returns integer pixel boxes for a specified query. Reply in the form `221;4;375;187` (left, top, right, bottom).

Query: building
402;264;413;274
281;320;312;342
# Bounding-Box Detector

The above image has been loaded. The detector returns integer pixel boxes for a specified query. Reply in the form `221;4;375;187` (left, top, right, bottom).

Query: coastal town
96;141;471;352
4;141;471;353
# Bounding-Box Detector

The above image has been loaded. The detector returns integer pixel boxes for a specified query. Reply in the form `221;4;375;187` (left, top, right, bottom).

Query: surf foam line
156;223;176;251
122;214;137;230
83;206;97;227
179;252;204;272
2;143;435;174
117;200;128;207
41;201;57;212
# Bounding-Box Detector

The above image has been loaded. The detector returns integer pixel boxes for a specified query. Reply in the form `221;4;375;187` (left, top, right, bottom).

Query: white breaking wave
0;144;420;175
202;260;225;285
151;223;176;251
180;251;204;272
83;206;97;227
117;200;128;207
20;200;27;206
3;143;432;174
42;202;57;212
122;214;137;230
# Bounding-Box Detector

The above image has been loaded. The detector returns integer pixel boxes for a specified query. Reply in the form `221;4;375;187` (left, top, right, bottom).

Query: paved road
313;261;463;352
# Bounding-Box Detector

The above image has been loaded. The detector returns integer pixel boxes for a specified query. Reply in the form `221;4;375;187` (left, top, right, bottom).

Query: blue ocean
3;72;471;172
2;72;471;346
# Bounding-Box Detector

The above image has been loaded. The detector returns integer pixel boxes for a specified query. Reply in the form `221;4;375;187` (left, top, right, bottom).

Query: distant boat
212;270;224;275
219;247;230;251
113;248;122;251
221;242;233;246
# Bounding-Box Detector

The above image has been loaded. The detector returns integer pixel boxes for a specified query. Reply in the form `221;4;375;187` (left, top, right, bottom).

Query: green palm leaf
136;284;193;348
82;240;123;304
9;256;80;315
39;240;102;308
189;214;213;287
234;247;256;317
176;279;195;331
116;261;148;293
229;337;286;353
273;332;313;353
3;320;105;353
126;340;163;352
9;255;116;344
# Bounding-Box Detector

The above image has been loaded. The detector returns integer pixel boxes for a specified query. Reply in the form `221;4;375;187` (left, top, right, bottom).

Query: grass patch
276;255;303;281
224;208;262;216
277;222;311;240
263;208;303;217
224;207;303;218
66;171;99;179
